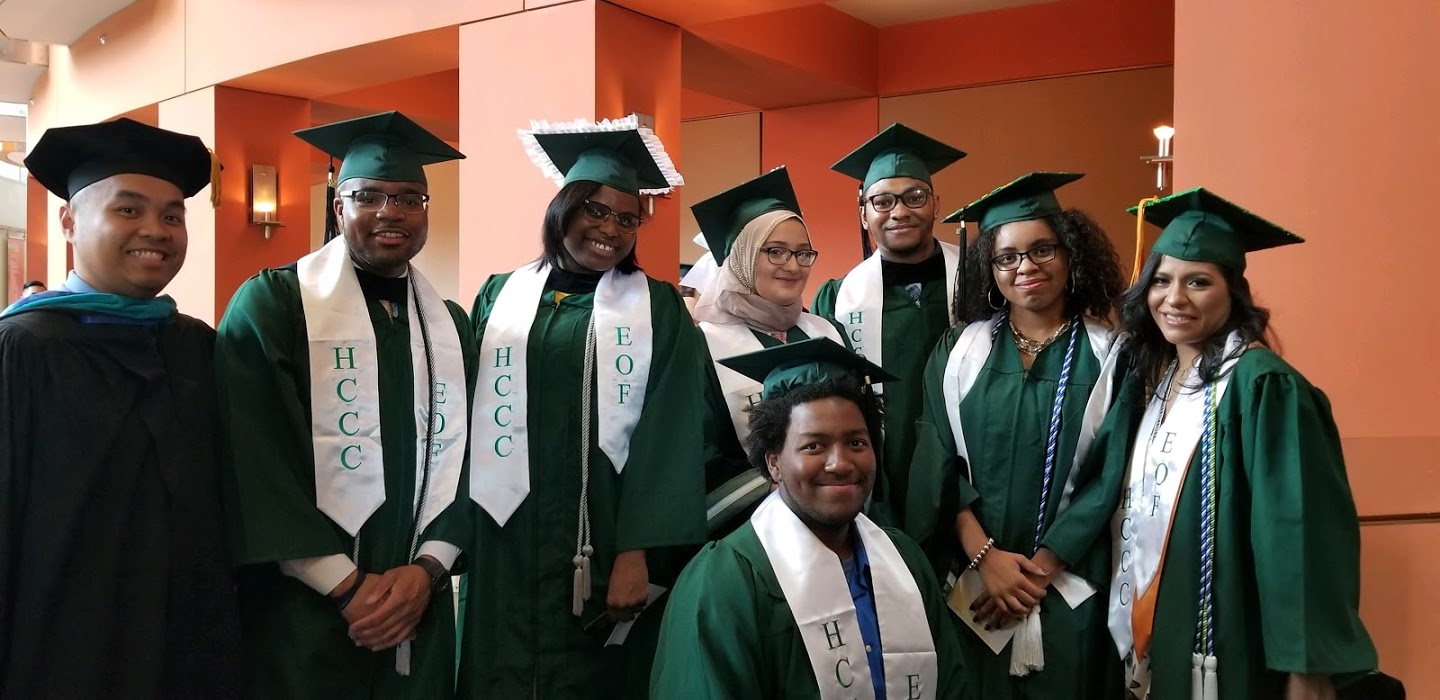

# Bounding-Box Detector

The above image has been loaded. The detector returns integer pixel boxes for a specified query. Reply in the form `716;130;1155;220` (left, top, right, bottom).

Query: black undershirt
878;243;946;286
546;266;605;295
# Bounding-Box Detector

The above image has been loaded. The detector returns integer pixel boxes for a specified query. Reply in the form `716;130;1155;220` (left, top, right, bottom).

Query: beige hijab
694;209;807;334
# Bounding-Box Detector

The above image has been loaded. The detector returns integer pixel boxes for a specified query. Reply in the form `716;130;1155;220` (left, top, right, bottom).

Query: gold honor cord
1131;196;1161;285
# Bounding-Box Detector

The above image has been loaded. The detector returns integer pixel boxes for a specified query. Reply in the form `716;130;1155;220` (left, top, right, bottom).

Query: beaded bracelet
967;537;995;571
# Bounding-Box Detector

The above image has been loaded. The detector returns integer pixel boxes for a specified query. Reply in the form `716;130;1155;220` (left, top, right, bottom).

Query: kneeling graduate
650;338;967;700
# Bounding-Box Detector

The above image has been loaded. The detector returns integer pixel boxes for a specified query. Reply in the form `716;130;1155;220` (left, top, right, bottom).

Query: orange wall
595;0;684;283
880;67;1175;280
458;1;683;304
877;0;1173;95
212;87;314;322
1175;0;1440;693
760;98;879;301
678;113;762;268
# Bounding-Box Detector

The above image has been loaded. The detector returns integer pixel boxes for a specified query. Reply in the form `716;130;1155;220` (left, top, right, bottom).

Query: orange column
24;177;47;288
1174;0;1440;693
159;86;312;325
458;0;683;304
760;98;878;302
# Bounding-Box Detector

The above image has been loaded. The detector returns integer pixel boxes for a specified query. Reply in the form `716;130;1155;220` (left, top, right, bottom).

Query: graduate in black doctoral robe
0;118;242;699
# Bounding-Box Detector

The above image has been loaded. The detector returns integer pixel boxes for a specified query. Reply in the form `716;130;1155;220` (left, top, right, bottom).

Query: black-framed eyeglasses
761;246;819;267
861;187;932;213
991;243;1065;271
339;190;430;213
581;200;644;232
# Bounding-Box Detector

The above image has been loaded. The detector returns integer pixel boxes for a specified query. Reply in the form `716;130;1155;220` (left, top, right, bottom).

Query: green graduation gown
813;269;953;527
457;272;707;699
905;323;1121;699
216;268;478;699
650;519;968;699
1091;348;1377;699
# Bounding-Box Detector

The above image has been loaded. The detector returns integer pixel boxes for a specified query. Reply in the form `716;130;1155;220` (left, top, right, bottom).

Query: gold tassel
1130;196;1160;284
207;147;223;210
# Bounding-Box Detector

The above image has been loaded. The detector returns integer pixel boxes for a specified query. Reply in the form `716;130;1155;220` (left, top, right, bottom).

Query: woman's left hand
606;550;649;622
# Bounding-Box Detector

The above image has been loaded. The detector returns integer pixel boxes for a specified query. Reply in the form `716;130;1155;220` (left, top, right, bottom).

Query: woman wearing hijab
906;173;1127;699
458;116;707;699
1094;188;1376;699
689;167;847;535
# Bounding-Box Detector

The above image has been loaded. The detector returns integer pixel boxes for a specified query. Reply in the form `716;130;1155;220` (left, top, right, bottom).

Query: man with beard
215;111;476;698
0;118;242;698
812;124;966;527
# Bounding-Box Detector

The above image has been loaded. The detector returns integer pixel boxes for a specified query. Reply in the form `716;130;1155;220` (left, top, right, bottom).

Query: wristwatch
412;556;449;593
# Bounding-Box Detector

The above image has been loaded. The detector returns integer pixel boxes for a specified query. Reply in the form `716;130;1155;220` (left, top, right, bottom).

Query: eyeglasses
581;200;644;232
861;187;932;213
339;190;430;213
760;246;819;267
991;243;1064;271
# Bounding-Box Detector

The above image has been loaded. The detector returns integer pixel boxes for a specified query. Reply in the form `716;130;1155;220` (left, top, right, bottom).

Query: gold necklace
1010;318;1071;356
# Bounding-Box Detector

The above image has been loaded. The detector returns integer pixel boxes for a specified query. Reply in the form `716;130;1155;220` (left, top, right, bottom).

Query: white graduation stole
700;313;842;443
833;240;958;394
1107;334;1243;697
296;236;470;538
939;315;1122;650
471;262;653;526
751;492;938;700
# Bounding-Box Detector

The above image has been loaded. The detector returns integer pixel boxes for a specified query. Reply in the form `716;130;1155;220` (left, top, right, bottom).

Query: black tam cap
26;118;215;201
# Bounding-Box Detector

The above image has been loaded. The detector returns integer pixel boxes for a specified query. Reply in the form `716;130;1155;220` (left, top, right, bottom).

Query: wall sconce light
1142;126;1175;190
249;164;283;239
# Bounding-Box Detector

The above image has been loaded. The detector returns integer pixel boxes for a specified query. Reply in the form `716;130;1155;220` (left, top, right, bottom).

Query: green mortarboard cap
294;111;464;187
1129;187;1304;271
692;167;802;265
26;118;214;200
947;172;1085;231
718;337;899;400
524;117;682;197
832;123;966;192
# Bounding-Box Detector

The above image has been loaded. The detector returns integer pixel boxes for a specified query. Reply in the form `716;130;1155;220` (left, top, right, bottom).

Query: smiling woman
458;115;706;700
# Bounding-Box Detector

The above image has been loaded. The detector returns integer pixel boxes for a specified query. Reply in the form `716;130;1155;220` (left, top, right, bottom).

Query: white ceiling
828;0;1058;27
0;0;136;45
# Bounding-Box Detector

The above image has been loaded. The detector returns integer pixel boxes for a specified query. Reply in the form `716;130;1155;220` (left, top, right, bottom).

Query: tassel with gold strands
207;148;223;209
1130;196;1161;284
953;209;967;326
323;159;339;244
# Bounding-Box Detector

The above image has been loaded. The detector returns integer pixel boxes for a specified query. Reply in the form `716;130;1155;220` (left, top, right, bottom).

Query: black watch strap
412;556;449;591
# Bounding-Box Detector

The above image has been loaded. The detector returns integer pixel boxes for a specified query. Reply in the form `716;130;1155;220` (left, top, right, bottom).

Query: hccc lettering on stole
488;345;516;458
845;311;865;356
330;345;368;470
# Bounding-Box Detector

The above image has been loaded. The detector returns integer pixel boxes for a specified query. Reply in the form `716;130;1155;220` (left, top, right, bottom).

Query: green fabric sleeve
903;326;974;545
1239;367;1377;676
216;271;349;564
810;278;841;319
648;542;768;699
615;283;707;552
1039;372;1144;572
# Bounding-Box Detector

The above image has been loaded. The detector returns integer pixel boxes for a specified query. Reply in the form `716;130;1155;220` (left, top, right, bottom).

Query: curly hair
954;210;1125;325
743;378;887;480
538;180;643;274
1117;252;1276;394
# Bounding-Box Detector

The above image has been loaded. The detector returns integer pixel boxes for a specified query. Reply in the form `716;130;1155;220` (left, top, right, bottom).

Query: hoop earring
987;287;1007;311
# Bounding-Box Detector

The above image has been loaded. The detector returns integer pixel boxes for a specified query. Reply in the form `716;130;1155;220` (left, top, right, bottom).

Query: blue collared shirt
62;271;100;294
841;533;885;700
